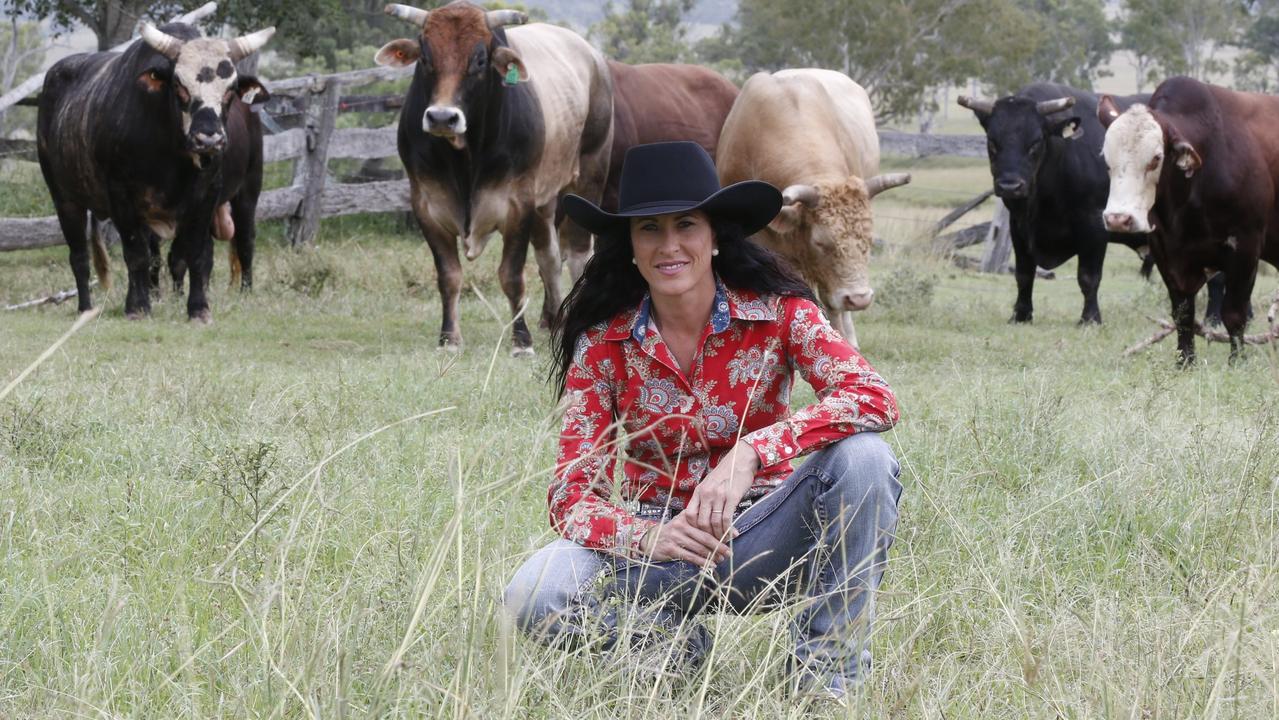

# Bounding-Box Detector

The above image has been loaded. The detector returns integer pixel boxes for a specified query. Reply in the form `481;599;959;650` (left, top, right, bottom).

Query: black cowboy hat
562;141;782;237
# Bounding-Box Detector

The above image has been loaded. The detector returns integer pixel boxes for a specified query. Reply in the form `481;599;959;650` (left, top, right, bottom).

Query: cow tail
1139;252;1155;280
89;217;112;291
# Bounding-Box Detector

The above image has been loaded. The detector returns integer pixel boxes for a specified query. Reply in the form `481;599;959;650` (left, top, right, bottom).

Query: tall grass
2;166;1278;717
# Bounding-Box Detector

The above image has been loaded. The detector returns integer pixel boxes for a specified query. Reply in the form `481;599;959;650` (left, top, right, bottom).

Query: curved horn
140;23;183;60
1036;96;1075;115
486;9;529;29
865;172;912;198
957;95;994;115
227;27;275;62
781;184;820;208
385;3;430;26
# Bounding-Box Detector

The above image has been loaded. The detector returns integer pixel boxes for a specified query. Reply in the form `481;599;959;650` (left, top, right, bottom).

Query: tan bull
717;69;910;347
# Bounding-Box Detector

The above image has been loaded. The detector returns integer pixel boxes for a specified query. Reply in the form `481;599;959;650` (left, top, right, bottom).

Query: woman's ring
711;510;723;515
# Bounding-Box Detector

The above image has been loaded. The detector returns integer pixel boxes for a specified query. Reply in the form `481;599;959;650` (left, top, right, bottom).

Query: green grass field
2;158;1278;719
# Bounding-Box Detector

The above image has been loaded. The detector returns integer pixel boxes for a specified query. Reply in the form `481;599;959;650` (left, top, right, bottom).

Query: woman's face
629;210;717;300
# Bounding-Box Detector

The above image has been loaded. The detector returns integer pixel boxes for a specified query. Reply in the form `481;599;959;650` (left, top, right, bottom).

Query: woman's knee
817;433;901;504
502;539;606;633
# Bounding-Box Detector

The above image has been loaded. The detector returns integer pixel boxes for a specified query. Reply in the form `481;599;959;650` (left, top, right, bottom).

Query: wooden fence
1;49;1006;260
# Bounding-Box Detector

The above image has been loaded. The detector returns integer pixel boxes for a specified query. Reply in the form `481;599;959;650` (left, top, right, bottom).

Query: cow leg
557;214;593;283
1076;246;1104;325
52;202;94;313
1009;223;1035;323
834;307;859;349
176;214;215;324
532;204;564;330
500;217;537;357
423;228;464;349
168;240;188;295
117;225;153;319
1220;251;1261;365
1203;272;1225;327
229;194;257;291
147;231;163;297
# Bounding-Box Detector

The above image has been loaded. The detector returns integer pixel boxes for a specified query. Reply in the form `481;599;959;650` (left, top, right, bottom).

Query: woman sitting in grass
502;142;901;703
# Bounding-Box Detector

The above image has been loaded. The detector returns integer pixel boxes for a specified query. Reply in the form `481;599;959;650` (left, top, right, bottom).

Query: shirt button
783;446;793;454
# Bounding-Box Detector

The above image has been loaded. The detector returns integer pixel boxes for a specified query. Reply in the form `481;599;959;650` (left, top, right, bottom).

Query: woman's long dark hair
550;217;815;396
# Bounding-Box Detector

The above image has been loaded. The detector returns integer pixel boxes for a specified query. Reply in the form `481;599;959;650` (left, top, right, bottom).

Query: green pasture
2;157;1278;719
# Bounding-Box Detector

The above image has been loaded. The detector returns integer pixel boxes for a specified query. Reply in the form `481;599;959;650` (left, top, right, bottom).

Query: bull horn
957;95;994;115
486;9;529;29
227;27;275;62
385;3;430;26
781;184;820;208
140;23;183;60
865;172;911;198
1036;96;1075;115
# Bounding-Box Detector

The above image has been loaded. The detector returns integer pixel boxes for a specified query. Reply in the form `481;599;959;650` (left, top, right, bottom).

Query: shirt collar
603;277;776;342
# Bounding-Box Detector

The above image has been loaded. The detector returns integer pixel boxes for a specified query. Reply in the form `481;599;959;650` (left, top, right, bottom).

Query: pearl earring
712;248;720;256
631;258;637;265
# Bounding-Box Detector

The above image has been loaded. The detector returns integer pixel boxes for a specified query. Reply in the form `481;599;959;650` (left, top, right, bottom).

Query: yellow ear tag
503;65;520;86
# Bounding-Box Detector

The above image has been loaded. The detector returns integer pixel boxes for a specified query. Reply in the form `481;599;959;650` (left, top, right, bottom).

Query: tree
1235;0;1279;91
9;0;185;50
1;16;45;135
1119;0;1243;90
590;0;695;64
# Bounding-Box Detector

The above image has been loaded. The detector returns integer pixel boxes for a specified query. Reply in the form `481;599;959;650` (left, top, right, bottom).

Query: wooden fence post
287;78;340;247
980;199;1012;273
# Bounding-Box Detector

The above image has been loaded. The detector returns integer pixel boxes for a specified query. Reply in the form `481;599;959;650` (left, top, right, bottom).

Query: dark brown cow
1099;76;1279;364
603;61;738;211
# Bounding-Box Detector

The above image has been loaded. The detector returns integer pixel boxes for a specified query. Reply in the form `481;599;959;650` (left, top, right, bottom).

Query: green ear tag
503;65;520;86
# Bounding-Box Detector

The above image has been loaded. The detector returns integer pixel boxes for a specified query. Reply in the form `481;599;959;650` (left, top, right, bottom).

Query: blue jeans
502;433;901;687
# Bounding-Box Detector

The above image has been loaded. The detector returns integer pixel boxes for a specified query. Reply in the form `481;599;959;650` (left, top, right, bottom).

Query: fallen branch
1123;312;1279;357
4;282;94;311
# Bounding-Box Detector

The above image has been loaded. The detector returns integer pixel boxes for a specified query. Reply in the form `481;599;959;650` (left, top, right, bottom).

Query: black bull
36;22;269;321
959;82;1226;325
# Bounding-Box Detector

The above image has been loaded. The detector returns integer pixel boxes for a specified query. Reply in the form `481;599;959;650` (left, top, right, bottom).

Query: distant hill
520;0;737;30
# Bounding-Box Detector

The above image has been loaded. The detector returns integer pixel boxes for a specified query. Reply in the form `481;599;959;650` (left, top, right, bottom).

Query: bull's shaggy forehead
423;3;492;57
172;38;238;117
1103;104;1163;171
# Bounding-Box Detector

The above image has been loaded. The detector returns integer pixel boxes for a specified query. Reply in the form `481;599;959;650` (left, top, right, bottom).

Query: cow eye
1146;155;1162;173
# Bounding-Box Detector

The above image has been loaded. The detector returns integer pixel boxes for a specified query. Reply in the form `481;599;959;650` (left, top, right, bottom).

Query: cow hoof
511;346;535;359
1008;315;1032;324
190;309;213;326
437;342;462;353
125;310;147;321
1077;317;1102;326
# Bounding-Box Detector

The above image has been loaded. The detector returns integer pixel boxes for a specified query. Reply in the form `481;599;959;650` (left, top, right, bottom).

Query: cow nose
193;132;225;151
425;107;462;131
836;288;874;311
996;178;1027;197
1103;211;1135;232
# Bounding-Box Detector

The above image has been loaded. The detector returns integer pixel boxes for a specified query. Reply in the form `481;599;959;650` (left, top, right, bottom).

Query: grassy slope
2;161;1278;719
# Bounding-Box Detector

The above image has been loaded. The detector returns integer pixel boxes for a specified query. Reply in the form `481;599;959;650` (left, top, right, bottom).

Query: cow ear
492;47;529;84
236;75;270;106
1173;140;1202;177
375;39;420;68
1051;116;1084;140
768;205;800;234
1097;95;1121;129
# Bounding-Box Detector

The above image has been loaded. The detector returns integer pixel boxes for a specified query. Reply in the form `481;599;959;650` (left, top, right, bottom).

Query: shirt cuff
623;517;660;559
743;423;801;470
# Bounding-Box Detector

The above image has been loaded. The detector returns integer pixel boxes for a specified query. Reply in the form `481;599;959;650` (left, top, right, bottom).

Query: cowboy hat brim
562;180;783;237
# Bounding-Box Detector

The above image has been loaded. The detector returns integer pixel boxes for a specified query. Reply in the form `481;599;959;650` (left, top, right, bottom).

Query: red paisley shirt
548;280;899;557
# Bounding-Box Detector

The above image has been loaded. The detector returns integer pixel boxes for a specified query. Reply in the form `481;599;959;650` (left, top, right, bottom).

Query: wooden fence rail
0;56;996;254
